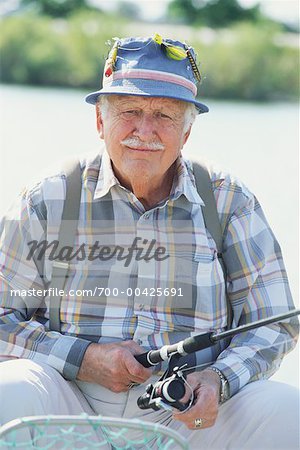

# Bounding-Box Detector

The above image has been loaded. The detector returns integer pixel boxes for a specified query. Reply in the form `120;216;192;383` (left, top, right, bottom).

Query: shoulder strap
192;162;223;255
48;159;82;332
192;161;232;329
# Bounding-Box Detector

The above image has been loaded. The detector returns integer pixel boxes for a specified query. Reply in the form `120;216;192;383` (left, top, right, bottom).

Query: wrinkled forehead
104;94;189;113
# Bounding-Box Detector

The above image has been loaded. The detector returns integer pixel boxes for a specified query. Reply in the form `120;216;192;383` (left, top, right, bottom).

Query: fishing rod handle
135;332;215;368
135;350;161;368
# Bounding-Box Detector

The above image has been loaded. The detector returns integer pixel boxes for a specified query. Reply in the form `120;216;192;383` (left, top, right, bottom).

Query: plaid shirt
0;149;298;397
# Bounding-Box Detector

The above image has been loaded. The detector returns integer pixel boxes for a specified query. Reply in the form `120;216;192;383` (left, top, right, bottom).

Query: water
0;84;299;387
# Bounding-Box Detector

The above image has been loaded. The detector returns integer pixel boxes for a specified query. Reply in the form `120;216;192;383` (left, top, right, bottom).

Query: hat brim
85;79;209;114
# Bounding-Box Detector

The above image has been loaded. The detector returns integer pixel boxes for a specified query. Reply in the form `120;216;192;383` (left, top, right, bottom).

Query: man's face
96;95;192;189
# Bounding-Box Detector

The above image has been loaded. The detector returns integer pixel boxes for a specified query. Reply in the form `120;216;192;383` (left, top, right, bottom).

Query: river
0;84;299;387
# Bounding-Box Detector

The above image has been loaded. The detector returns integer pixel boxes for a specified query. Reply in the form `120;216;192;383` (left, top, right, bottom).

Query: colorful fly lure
185;47;201;83
153;33;202;83
104;43;118;78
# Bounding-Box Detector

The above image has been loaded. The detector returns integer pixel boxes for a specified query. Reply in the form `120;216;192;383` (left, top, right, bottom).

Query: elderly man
0;36;299;449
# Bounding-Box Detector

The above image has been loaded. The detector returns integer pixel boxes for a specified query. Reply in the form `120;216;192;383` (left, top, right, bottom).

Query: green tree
20;0;90;17
168;0;262;27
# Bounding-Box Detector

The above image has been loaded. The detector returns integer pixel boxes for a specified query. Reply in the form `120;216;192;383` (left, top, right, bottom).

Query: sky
90;0;299;25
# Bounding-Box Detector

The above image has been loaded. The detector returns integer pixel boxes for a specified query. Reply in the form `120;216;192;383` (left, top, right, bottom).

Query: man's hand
172;369;221;430
77;340;152;392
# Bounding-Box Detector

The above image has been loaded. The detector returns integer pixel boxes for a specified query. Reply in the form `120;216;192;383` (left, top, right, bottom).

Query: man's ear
96;105;104;139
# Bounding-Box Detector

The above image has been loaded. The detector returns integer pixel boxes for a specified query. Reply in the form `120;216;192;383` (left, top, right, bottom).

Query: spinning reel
137;355;192;412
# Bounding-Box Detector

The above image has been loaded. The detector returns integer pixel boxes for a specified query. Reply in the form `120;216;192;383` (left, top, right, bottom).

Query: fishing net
0;414;189;449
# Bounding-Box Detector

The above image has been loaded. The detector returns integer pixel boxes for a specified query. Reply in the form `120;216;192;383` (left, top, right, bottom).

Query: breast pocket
172;251;226;331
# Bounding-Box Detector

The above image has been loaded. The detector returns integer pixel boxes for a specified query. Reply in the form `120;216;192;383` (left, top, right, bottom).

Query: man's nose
132;113;157;140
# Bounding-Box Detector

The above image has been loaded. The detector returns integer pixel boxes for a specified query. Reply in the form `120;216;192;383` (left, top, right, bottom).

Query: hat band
103;68;197;97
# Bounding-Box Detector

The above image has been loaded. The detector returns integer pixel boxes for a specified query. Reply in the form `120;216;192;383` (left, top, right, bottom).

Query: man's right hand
77;341;152;392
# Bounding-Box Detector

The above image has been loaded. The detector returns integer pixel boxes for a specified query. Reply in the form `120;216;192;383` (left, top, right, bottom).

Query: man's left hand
172;369;221;430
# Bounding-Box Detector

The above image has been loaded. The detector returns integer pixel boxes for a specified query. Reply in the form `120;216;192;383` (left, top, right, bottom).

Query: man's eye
122;110;138;116
156;112;172;120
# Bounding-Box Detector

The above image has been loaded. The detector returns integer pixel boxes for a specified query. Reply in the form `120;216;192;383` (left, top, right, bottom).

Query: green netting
0;414;189;450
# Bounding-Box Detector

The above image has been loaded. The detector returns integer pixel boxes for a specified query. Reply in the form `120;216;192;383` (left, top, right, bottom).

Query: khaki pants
0;359;299;449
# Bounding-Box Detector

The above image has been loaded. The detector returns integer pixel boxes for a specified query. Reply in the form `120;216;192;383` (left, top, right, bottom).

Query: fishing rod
135;309;299;368
135;309;299;412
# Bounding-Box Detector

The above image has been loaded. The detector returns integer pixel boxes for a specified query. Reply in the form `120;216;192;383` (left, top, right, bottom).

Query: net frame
0;414;189;449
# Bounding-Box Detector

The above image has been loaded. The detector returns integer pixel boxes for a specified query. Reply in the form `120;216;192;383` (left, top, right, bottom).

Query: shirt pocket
172;251;227;332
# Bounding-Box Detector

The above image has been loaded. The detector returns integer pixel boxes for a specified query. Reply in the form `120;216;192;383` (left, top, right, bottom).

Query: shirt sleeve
0;184;91;380
211;176;299;397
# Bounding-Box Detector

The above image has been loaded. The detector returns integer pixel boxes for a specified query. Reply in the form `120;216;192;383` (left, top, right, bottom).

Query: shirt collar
94;149;119;199
94;148;204;206
170;157;204;206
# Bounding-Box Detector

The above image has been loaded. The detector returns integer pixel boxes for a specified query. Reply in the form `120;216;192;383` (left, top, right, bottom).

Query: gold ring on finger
194;418;203;428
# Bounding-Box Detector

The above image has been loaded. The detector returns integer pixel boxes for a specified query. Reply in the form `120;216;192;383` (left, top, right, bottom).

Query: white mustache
121;137;165;151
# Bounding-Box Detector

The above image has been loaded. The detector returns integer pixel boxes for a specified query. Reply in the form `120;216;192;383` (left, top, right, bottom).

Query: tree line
17;0;295;30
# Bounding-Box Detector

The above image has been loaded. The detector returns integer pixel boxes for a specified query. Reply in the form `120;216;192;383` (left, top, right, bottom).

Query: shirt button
137;339;143;345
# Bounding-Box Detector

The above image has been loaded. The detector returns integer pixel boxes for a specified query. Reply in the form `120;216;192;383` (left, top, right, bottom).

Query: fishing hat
85;34;209;114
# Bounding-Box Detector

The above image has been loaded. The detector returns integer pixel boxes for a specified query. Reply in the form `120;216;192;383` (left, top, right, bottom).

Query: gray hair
96;95;109;117
183;102;197;133
97;95;197;133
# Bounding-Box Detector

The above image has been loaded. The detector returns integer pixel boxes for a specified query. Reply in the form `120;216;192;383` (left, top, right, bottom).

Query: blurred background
1;0;299;98
0;0;299;386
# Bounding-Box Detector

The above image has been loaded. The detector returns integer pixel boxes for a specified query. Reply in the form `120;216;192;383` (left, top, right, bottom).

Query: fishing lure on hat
153;33;201;83
104;41;119;78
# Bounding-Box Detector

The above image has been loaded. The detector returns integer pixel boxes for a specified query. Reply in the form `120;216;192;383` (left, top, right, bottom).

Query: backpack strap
48;159;82;332
192;161;232;330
